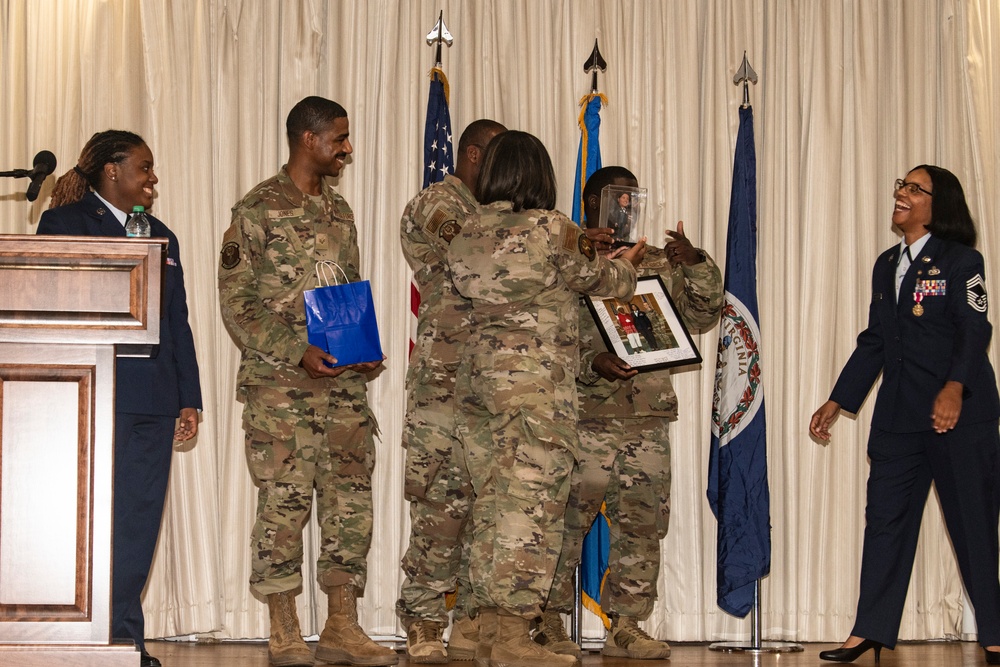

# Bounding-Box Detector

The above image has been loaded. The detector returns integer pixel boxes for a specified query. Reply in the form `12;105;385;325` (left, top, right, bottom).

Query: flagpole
707;54;799;656
708;579;802;654
410;12;456;354
572;39;609;646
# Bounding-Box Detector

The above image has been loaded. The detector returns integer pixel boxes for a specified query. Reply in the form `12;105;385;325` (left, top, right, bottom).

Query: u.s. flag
423;68;454;189
411;67;455;351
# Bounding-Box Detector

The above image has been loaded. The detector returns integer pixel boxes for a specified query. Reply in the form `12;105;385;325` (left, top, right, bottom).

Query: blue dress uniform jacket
36;191;202;655
828;233;1000;648
831;234;1000;430
37;191;203;416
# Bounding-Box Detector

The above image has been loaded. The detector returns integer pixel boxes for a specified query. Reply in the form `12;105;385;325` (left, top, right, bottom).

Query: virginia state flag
707;104;771;618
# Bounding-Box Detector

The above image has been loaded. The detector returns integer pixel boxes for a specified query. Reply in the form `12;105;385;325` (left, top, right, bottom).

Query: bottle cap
132;205;145;213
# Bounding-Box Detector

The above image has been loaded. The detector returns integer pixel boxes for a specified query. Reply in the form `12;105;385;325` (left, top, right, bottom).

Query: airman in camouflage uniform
218;96;395;667
397;120;506;664
446;130;645;667
538;167;723;661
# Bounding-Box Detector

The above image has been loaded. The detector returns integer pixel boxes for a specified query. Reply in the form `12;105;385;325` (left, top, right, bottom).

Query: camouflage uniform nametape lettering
267;208;305;219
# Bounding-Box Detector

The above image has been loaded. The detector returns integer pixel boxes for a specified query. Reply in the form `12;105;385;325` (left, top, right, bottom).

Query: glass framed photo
599;184;647;247
584;275;702;371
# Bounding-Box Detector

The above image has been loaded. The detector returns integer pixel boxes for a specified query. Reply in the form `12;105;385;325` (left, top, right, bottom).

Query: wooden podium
0;235;166;667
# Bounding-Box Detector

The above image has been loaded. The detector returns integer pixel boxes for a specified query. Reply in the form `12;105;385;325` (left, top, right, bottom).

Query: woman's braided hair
48;130;145;208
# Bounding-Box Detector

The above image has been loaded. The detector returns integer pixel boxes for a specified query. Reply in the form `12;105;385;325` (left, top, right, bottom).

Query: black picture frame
584;275;702;371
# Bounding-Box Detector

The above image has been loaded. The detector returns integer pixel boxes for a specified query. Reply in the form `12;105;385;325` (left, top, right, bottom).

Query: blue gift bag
303;262;383;367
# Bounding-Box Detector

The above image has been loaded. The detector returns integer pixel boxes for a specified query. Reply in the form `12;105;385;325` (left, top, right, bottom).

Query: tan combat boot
265;591;314;667
447;614;478;661
474;608;496;667
315;584;398;666
490;610;577;667
600;615;671;660
406;619;447;664
532;610;582;659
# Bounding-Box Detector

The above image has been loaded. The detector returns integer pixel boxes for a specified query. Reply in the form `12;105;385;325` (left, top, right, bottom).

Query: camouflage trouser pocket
245;426;306;484
403;457;442;501
496;437;574;578
504;437;574;509
242;386;298;441
652;467;671;539
242;386;306;484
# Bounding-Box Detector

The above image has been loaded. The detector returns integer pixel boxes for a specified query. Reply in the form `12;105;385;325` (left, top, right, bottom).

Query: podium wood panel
0;344;112;641
0;235;165;344
0;236;155;667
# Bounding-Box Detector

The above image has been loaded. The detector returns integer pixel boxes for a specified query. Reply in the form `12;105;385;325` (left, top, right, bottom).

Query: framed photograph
599;184;647;247
584;275;702;371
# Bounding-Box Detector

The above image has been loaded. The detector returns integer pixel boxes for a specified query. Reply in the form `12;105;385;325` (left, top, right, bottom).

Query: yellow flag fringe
430;67;450;104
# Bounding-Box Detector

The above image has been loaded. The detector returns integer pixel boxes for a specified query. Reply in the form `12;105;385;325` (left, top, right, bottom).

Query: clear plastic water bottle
126;205;151;238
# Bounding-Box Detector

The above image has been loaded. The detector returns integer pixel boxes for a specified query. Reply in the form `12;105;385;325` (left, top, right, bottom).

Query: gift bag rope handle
314;260;350;287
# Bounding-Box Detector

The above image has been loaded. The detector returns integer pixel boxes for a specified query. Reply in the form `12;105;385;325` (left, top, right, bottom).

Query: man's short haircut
583;166;638;203
458;119;507;154
286;96;348;144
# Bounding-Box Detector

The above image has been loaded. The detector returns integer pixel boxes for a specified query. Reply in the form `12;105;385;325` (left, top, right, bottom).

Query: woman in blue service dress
37;130;202;667
810;165;1000;665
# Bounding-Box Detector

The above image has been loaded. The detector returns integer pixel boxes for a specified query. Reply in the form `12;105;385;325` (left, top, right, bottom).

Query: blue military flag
575;89;611;627
423;67;454;189
571;93;605;225
581;505;610;626
707;104;771;618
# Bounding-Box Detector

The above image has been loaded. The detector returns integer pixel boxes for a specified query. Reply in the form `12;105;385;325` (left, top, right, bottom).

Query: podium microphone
25;151;57;202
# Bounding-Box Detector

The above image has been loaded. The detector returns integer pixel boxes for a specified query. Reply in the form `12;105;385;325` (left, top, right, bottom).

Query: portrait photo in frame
599;184;647;247
584;275;702;371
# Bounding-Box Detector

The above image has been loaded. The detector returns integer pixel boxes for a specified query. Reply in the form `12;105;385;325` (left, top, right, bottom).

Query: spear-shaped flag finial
584;39;607;94
733;51;758;108
426;10;454;69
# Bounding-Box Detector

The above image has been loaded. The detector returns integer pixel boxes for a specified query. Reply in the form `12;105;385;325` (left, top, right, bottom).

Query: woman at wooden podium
36;129;202;667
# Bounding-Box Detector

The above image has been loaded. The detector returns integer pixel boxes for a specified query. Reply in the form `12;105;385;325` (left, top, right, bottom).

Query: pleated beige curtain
1;0;998;645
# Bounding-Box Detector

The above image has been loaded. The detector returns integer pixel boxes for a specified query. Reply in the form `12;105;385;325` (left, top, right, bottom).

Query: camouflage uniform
447;201;637;619
218;166;379;595
396;175;477;626
547;245;723;620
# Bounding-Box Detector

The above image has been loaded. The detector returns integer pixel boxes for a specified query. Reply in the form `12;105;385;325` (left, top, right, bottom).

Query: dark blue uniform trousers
112;412;176;653
853;420;1000;647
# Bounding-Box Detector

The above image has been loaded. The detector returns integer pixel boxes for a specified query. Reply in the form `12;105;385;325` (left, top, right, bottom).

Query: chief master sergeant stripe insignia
967;273;988;313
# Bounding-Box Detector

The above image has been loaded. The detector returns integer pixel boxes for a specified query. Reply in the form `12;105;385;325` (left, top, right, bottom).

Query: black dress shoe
140;651;162;667
986;647;1000;665
819;638;883;664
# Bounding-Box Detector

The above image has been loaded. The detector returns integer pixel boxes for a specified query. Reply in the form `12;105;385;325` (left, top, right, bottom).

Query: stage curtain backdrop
1;0;998;644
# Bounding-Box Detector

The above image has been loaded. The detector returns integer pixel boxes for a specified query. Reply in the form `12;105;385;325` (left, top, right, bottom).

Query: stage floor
141;639;988;666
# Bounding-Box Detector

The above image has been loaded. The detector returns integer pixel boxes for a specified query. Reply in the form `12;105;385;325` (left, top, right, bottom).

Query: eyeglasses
894;179;933;197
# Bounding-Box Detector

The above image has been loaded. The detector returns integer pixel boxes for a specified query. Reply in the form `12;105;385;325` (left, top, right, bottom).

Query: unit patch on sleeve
577;234;596;260
438;220;461;243
967;273;988;312
220;241;242;270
